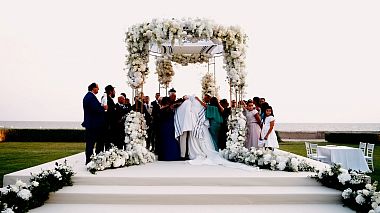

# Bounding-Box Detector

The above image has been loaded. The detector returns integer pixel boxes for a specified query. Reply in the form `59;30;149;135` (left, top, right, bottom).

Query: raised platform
3;151;353;213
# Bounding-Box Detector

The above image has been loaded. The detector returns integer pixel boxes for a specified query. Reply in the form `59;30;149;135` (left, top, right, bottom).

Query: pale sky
0;0;379;123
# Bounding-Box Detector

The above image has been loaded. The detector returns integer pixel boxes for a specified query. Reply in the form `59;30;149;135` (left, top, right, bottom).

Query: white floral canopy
124;18;248;91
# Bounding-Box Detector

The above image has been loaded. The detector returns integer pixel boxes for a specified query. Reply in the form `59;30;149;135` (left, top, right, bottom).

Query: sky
0;0;379;123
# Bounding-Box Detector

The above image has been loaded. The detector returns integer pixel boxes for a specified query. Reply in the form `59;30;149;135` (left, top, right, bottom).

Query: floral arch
124;18;248;96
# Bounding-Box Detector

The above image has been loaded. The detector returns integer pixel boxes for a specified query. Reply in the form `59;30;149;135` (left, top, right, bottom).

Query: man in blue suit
82;83;105;164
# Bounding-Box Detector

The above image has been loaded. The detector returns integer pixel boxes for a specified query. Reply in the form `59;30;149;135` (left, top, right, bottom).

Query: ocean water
0;121;379;132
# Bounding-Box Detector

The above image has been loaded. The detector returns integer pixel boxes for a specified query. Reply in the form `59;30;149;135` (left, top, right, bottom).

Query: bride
177;95;258;170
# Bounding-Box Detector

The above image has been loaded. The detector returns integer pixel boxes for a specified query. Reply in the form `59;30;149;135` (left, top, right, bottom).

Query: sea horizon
0;121;379;132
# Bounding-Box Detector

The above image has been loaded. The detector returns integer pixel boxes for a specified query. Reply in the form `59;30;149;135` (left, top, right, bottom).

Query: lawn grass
0;142;84;186
280;141;380;182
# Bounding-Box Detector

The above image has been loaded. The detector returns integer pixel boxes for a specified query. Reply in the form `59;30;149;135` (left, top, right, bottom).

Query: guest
143;95;153;150
132;93;152;150
99;85;117;152
260;97;266;106
205;96;224;151
144;96;152;115
150;92;161;153
243;101;261;149
158;97;181;161
115;95;129;149
260;102;270;125
260;106;279;150
253;97;261;114
125;98;132;113
231;100;237;108
218;99;230;150
82;83;105;164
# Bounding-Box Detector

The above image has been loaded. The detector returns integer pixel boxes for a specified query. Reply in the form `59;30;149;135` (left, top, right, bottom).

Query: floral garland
201;72;219;97
87;111;155;174
171;53;211;66
0;161;74;213
221;146;314;172
311;163;380;212
125;18;247;90
155;57;174;87
86;144;155;174
220;108;313;172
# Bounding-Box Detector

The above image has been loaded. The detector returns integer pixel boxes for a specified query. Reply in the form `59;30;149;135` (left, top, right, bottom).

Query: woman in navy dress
157;97;181;161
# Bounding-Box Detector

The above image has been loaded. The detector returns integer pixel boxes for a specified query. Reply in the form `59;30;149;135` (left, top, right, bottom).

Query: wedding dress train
185;96;258;171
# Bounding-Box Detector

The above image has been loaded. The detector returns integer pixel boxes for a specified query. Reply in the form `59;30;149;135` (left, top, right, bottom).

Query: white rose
17;189;32;200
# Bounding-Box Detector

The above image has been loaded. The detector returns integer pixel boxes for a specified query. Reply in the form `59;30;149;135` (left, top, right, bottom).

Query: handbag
258;139;265;147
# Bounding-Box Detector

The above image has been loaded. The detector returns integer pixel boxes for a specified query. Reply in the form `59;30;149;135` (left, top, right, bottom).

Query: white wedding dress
182;96;258;171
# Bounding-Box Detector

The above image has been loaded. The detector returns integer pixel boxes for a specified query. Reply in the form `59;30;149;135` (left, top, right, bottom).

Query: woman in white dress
260;106;279;150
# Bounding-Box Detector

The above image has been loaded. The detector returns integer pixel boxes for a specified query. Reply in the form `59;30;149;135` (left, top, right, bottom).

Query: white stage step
47;185;341;205
73;175;320;186
5;151;352;212
31;204;354;213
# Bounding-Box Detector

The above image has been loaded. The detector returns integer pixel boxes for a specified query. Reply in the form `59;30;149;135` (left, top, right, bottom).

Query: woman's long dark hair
210;97;222;113
263;105;274;123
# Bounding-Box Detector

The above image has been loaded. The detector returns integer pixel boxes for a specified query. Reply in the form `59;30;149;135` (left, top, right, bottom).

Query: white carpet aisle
3;151;354;213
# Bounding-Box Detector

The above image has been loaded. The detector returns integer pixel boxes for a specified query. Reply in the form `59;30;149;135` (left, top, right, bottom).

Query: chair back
367;143;375;158
310;143;318;155
359;142;367;155
305;142;311;157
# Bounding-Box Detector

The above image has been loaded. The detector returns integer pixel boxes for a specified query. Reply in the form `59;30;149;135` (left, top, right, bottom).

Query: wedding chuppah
1;18;362;213
85;17;313;173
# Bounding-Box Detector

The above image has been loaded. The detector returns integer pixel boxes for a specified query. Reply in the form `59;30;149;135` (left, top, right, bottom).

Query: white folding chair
365;143;375;172
305;142;312;158
310;143;328;163
359;142;367;155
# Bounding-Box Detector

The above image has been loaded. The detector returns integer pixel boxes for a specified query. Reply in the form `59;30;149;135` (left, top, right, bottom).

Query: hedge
325;131;380;144
1;129;85;142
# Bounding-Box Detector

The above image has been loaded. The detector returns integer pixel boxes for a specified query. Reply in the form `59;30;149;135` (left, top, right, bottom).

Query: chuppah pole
135;89;138;112
141;81;144;114
229;80;232;108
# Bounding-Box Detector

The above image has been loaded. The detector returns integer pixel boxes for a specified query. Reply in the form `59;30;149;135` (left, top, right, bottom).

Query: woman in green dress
205;97;224;151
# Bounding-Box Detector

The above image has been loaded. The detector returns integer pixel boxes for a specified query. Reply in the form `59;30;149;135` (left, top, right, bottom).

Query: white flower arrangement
171;53;211;66
124;111;148;147
201;72;219;97
86;144;155;174
220;108;313;173
224;108;247;150
221;144;314;172
125;18;247;90
155;57;174;87
0;161;74;213
87;111;155;174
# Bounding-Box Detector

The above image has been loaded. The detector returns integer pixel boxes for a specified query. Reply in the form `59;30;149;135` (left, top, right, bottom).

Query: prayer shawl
174;99;195;138
192;107;207;139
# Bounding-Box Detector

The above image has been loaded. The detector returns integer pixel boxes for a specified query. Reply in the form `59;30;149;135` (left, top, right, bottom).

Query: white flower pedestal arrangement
86;111;155;174
201;72;218;97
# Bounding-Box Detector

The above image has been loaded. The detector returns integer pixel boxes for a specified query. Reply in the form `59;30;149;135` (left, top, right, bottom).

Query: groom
169;88;193;160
